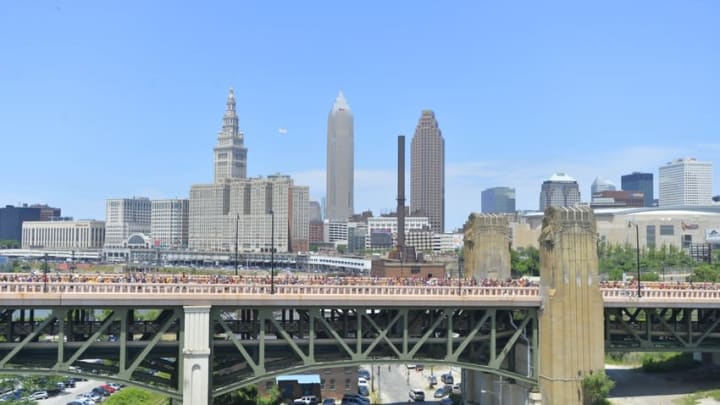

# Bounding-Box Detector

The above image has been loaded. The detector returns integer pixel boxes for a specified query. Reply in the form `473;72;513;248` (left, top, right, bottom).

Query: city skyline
1;2;719;231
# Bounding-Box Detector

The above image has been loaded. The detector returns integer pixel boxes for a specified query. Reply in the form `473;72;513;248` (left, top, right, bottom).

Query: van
409;389;425;401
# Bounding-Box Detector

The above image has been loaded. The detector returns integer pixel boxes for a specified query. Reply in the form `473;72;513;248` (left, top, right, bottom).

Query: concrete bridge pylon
464;213;512;281
538;206;604;404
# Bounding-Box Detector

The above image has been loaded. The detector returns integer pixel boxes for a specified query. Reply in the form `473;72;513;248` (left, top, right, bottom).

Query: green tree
511;246;540;277
687;264;720;282
581;371;615;405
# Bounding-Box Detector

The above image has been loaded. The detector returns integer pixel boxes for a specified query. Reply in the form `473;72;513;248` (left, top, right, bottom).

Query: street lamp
628;221;641;298
43;253;49;293
234;213;239;276
270;209;275;294
457;254;464;296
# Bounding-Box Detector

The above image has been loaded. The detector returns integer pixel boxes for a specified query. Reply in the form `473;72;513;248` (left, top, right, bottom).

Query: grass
673;389;720;405
102;387;168;405
641;352;700;372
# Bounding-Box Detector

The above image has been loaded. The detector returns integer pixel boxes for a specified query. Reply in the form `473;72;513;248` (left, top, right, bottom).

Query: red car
99;384;116;393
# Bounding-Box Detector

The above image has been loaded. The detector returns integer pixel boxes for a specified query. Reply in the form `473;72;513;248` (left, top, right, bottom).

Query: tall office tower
481;187;516;214
539;173;581;211
151;199;189;249
104;197;151;248
214;88;248;182
0;204;42;242
410;110;445;232
621;172;654;207
659;158;713;206
308;201;323;222
591;177;616;194
325;91;354;221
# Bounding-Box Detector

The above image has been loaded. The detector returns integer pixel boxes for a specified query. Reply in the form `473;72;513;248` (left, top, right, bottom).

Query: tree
581;371;614;405
511;246;540;277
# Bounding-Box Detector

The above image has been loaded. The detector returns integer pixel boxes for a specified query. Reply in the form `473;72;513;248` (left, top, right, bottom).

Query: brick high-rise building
411;110;445;232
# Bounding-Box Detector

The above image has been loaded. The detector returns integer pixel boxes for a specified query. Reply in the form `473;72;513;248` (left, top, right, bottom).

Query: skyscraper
213;88;248;182
326;91;354;221
621;172;654;207
658;158;713;206
411;110;445;232
481;187;516;214
539;173;581;211
189;89;309;253
591;177;616;194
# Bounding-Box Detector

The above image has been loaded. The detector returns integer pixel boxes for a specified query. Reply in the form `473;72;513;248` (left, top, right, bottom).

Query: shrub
581;371;615;405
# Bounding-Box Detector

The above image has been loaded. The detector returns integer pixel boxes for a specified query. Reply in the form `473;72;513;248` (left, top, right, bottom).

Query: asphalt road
367;363;459;405
607;365;720;405
36;379;105;405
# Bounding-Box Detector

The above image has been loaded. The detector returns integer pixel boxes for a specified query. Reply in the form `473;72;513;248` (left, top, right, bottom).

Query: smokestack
397;135;405;255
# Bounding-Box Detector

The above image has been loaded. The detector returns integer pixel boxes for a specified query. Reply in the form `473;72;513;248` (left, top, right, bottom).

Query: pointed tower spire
214;87;247;182
332;90;350;113
222;87;239;136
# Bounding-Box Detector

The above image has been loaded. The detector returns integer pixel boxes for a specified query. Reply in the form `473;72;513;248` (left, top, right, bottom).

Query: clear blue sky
1;1;719;231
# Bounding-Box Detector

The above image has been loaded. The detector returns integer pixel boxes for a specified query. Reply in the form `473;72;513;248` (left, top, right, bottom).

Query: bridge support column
538;207;604;404
182;306;211;405
464;214;512;280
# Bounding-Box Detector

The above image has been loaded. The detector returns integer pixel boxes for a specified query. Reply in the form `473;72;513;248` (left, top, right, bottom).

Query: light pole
43;253;49;293
270;209;275;294
234;213;239;276
628;221;641;297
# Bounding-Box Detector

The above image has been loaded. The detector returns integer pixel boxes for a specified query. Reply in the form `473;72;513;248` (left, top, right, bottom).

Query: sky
1;1;719;231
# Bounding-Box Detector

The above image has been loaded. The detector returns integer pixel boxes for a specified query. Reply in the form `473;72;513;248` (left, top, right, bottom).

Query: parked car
433;385;450;398
78;391;102;402
357;377;368;386
28;391;49;400
409;388;425;401
440;398;453;405
293;395;317;405
441;373;454;385
321;399;336;405
452;383;461;394
99;384;116;393
357;369;371;380
64;379;76;388
415;364;424;371
107;382;123;391
358;385;370;397
92;386;111;397
66;401;86;405
428;375;437;387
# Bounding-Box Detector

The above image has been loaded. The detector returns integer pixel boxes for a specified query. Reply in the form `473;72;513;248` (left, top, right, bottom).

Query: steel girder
210;306;538;398
605;307;720;352
0;305;538;401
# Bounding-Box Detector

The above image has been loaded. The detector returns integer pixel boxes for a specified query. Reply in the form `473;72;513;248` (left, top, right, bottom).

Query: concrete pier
537;207;604;404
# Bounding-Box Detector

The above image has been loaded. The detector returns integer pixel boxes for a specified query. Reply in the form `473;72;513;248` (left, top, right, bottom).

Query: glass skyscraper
481;187;516;213
621;172;654;207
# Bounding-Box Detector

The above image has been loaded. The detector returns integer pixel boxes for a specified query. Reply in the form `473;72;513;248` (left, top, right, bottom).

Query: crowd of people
3;272;720;291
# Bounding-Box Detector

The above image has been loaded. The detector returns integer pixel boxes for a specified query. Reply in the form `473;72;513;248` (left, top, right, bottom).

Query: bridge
1;207;719;404
1;280;720;404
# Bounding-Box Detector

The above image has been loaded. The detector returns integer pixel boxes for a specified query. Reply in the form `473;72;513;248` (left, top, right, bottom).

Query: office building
213;88;248;182
104;197;152;248
29;204;62;221
22;220;105;250
189;89;310;253
325;91;354;220
0;204;43;242
481;187;516;214
659;158;713;206
591;177;616;194
590;191;645;209
539;173;581;211
411;110;445;232
621;172;654;207
366;216;431;249
151;199;189;249
308;201;322;222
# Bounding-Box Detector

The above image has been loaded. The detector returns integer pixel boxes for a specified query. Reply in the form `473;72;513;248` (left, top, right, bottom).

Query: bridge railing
0;281;540;298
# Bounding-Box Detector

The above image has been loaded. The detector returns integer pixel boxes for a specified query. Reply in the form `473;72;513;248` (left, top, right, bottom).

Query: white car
357;377;368;386
28;391;49;400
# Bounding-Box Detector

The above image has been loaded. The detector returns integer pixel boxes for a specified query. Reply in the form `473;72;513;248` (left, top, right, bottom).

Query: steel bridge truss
605;307;720;352
0;305;538;400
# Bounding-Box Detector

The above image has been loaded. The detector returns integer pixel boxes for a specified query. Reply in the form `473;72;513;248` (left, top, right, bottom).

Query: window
660;225;674;236
646;225;656;249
